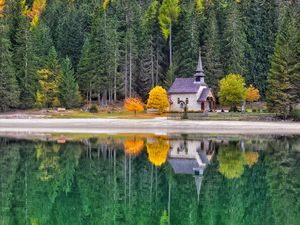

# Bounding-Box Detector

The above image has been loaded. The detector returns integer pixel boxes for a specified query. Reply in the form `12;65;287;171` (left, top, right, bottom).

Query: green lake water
0;133;299;225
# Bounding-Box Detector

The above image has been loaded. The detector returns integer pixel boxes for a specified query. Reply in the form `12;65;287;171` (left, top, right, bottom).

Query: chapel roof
168;159;200;174
197;88;210;102
168;78;201;94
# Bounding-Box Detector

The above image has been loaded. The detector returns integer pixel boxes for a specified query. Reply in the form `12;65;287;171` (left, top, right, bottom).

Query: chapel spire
194;50;206;85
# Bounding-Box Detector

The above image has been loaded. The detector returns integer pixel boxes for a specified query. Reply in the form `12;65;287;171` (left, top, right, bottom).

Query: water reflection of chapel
168;139;215;200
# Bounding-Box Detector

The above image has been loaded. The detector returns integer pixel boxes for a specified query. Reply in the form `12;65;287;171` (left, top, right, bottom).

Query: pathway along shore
0;118;299;134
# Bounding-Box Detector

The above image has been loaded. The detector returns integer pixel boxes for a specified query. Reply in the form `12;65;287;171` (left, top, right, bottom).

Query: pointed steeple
194;50;206;85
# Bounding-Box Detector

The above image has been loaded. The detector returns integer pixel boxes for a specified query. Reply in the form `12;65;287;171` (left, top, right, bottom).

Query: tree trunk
151;39;154;88
24;27;28;89
89;82;92;104
156;47;159;86
98;91;101;106
169;22;172;67
125;42;128;98
129;38;132;97
114;37;117;101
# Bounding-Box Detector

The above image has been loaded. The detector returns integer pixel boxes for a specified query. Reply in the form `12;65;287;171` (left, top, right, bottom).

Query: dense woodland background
0;0;299;114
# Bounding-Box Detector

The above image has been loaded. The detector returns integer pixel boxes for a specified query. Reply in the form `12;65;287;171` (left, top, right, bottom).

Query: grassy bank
49;110;165;119
168;112;277;121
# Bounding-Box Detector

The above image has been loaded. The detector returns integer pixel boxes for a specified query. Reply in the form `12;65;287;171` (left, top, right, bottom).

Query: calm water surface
0;133;299;225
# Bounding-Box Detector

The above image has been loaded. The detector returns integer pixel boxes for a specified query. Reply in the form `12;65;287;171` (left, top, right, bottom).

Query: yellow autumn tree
0;0;5;17
147;86;170;113
245;151;259;167
217;147;245;179
124;97;144;116
124;139;145;156
245;85;260;103
36;69;60;108
146;138;170;166
195;0;204;13
24;0;46;28
103;0;110;10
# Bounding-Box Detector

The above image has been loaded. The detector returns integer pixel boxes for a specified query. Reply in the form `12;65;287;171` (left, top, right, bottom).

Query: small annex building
168;53;216;112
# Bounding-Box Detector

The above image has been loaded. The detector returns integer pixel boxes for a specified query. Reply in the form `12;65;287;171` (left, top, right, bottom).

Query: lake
0;133;299;225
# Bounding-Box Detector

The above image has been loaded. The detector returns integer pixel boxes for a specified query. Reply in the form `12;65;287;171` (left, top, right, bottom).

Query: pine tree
267;5;300;118
0;4;19;111
77;37;93;104
173;1;200;78
55;3;89;69
13;4;36;108
77;8;110;104
59;57;81;108
158;0;180;67
202;6;223;93
138;0;165;100
222;1;248;78
242;0;278;96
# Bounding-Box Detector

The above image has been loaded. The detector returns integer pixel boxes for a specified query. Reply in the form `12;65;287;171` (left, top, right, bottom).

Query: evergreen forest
0;0;299;114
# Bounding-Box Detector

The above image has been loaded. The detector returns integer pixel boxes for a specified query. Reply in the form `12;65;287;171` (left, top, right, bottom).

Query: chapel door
201;102;205;111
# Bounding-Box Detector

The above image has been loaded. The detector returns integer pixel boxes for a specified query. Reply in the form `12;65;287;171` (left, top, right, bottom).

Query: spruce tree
202;6;223;93
0;6;19;111
173;2;200;78
139;0;165;99
76;37;93;103
55;3;88;69
222;1;248;78
77;6;114;104
266;5;300;118
242;0;278;96
158;0;180;67
13;8;37;108
59;57;81;108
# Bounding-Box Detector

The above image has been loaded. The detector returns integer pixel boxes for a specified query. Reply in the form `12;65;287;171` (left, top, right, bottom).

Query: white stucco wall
169;140;213;166
169;86;208;111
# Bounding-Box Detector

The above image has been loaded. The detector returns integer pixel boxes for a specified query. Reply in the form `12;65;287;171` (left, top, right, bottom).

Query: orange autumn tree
245;85;260;108
147;86;170;113
124;97;144;116
0;0;5;17
24;0;47;28
146;138;170;166
124;139;145;156
245;151;259;167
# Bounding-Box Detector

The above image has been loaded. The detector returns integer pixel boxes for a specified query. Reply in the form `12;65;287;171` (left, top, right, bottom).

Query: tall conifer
267;5;300;117
0;3;19;111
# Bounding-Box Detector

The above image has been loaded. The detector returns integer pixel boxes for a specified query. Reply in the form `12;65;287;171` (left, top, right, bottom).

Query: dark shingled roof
168;159;200;174
168;78;200;94
197;88;210;102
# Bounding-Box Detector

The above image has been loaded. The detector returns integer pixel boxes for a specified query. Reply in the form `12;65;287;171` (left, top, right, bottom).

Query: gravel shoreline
0;118;299;134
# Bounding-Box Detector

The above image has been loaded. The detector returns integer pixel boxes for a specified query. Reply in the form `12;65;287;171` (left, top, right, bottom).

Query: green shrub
89;104;99;113
290;109;300;121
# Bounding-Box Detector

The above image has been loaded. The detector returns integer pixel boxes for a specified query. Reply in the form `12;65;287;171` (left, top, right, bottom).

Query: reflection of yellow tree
124;139;145;156
218;147;260;179
36;144;60;181
146;138;170;166
218;147;245;179
245;151;259;167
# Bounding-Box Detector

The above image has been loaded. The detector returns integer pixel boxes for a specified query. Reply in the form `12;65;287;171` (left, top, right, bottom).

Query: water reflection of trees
0;136;299;225
217;143;259;179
